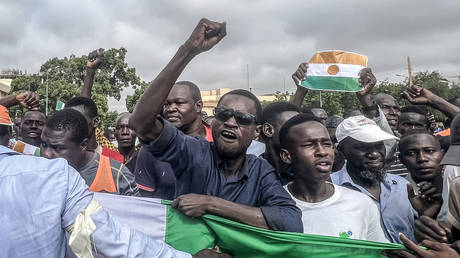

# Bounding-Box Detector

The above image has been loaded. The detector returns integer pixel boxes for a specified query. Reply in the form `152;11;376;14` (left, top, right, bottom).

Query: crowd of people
2;18;460;257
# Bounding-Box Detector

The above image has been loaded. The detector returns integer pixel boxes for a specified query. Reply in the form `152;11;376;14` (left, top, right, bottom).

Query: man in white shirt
278;113;388;242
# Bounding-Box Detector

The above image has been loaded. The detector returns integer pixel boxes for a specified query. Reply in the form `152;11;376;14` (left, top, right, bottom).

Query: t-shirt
79;152;139;196
439;165;460;221
284;182;389;242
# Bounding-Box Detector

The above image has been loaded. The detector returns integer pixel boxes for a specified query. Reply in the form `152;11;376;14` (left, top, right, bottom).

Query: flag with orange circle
300;51;367;92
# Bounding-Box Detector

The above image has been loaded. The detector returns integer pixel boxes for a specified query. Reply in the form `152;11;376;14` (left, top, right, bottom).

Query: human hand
357;68;376;96
15;91;40;110
397;233;460;258
291;62;308;86
184;18;226;55
193;249;233;258
408;184;442;218
414;215;451;243
401;85;435;105
172;193;213;217
86;49;104;70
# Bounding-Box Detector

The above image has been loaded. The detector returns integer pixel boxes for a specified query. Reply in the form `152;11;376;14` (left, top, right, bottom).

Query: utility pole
407;56;413;87
246;64;250;90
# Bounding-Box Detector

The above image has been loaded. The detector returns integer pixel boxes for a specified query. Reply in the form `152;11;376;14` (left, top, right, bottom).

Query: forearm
207;197;269;229
292;87;308;108
81;68;96;98
0;95;19;108
356;93;379;118
130;45;197;141
429;95;460;118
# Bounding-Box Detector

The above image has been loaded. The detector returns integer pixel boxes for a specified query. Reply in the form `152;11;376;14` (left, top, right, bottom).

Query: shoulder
1;154;70;176
335;184;373;203
246;154;276;176
385;173;410;188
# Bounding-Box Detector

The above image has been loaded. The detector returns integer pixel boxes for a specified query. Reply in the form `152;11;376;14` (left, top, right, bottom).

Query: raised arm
0;92;40;110
129;18;226;142
81;49;104;98
291;62;309;108
402;85;460;118
356;68;379;118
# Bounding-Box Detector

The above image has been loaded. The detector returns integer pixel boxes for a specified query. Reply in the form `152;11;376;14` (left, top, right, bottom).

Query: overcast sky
1;0;459;111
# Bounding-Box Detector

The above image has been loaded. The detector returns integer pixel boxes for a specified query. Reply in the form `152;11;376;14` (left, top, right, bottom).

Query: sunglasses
213;107;257;125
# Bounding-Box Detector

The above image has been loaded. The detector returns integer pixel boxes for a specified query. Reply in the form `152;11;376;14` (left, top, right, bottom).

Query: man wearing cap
331;115;417;243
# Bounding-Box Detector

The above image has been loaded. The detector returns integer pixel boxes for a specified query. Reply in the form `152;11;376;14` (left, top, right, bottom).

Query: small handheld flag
301;51;368;92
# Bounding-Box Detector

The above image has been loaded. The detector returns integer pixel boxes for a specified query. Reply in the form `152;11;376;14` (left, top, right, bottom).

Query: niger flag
301;50;368;92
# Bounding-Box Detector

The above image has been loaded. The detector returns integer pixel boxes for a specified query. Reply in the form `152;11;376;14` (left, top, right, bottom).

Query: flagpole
407;56;413;87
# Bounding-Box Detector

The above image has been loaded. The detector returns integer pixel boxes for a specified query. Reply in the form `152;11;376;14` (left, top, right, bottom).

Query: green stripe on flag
300;76;362;92
202;214;405;258
163;200;215;254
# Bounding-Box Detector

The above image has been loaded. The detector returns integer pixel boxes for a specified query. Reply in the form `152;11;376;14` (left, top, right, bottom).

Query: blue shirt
331;165;417;243
0;146;190;258
144;119;303;233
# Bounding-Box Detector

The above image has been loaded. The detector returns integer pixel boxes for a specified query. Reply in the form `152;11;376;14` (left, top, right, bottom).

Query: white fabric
336;115;399;143
69;199;102;258
438;165;460;221
307;63;364;78
285;183;389;242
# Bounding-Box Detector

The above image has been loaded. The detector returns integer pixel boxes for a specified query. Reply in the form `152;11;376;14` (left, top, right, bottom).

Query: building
200;88;277;115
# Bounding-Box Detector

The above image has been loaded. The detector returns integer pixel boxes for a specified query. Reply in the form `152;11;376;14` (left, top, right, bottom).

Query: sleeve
373;106;397;158
143;117;210;178
116;162;141;196
366;200;390;243
448;177;460;230
134;148;157;193
258;169;303;233
62;164;94;228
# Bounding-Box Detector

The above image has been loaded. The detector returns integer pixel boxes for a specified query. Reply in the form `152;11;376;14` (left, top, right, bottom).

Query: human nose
41;147;54;159
417;152;429;163
223;115;238;128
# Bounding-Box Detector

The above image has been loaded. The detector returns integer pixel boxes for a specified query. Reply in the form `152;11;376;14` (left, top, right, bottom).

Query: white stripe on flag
307;63;365;78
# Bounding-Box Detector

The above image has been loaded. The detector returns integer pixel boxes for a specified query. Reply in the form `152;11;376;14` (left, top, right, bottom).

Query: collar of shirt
212;145;249;182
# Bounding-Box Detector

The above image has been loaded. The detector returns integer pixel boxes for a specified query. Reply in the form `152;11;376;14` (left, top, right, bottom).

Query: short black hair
279;113;322;148
22;110;46;120
66;97;98;118
401;105;425;116
0;124;11;137
399;129;436;150
217;89;262;123
261;102;299;125
175;81;202;102
46;109;89;144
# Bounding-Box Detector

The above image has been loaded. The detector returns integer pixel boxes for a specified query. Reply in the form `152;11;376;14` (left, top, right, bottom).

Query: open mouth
27;132;39;137
166;116;180;122
221;130;238;142
315;161;332;171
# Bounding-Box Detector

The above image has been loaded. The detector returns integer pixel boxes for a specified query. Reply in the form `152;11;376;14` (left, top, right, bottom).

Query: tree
9;48;143;130
126;80;149;113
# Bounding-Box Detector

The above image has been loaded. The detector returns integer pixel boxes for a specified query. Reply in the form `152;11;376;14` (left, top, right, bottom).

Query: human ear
93;116;100;128
195;100;203;113
280;148;292;164
262;123;274;139
80;138;89;152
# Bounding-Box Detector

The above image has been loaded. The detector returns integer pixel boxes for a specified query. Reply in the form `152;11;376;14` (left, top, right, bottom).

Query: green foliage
9;48;143;130
126;81;149;113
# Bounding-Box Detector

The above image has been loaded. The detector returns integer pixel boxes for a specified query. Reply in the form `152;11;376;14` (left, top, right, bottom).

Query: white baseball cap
336;115;399;143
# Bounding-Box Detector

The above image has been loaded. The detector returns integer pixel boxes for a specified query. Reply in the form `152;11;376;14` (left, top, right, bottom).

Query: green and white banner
301;50;368;92
90;193;405;257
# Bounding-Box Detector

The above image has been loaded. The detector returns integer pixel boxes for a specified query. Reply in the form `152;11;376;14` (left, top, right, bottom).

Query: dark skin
339;138;386;201
163;83;206;137
81;49;104;98
130;19;268;230
374;93;401;133
384;233;460;258
403;85;460;119
68;105;99;151
20;111;46;147
280;121;335;203
115;114;137;163
398;112;428;135
310;108;328;125
400;134;444;218
262;110;299;173
0;91;40;110
40;127;93;170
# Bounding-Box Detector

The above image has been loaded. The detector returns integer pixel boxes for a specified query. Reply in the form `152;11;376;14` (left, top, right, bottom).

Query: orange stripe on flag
309;51;367;66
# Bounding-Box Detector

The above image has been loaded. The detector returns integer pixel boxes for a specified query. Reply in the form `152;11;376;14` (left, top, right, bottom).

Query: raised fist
86;49;104;70
184;18;226;55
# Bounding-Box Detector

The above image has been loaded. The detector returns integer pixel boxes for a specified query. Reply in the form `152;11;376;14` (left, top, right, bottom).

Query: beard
356;168;387;187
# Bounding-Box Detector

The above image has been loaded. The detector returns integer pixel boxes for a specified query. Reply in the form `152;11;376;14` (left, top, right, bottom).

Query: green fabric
202;215;405;258
163;200;216;254
161;200;406;257
301;76;362;92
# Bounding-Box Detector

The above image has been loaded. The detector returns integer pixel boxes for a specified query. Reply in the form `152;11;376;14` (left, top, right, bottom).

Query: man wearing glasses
130;18;302;233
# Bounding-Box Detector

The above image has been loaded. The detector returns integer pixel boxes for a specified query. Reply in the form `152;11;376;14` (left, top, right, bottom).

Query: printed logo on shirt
339;231;353;238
